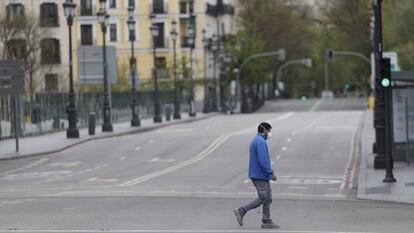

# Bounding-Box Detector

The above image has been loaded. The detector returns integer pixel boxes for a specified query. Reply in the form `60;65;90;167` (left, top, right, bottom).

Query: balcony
78;4;96;16
206;3;235;16
155;37;169;49
180;36;191;48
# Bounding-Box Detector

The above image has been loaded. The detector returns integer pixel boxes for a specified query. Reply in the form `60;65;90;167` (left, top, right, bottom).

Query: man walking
234;122;279;229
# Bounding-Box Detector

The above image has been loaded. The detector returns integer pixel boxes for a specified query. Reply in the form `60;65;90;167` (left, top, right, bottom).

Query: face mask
266;132;272;139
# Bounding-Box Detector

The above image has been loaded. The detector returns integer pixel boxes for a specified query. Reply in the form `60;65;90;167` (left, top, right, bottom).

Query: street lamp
187;22;196;117
202;28;210;114
211;34;218;112
150;22;162;123
275;58;313;97
127;6;140;127
170;19;181;119
97;1;113;132
63;0;79;138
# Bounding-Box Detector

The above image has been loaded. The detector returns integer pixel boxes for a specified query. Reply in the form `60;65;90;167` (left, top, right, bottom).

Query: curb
0;113;220;161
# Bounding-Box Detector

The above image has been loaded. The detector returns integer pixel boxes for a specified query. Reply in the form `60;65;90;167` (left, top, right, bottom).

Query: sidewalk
358;109;414;204
0;112;218;161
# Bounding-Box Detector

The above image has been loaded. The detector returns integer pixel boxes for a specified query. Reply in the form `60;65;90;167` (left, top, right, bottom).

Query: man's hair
258;122;272;133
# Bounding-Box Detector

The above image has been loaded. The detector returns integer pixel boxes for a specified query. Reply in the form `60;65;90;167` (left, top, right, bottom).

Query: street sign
0;59;25;96
383;52;400;72
77;46;117;84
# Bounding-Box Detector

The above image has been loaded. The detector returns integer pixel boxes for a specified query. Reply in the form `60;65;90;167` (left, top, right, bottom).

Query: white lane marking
149;140;155;144
287;138;292;142
288;186;309;190
271;161;275;165
243;179;250;184
282;146;287;151
0;230;378;233
276;155;281;159
0;158;49;177
303;118;318;131
85;177;119;182
323;194;347;198
49;161;80;168
135;146;142;151
149;157;176;163
292;132;296;136
120;156;127;161
233;112;295;136
120;113;294;187
0;199;34;205
309;99;323;112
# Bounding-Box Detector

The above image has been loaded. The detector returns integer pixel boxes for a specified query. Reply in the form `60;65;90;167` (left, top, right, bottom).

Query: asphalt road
0;98;413;233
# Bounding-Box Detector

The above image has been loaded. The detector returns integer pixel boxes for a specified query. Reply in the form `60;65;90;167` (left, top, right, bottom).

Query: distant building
0;0;69;93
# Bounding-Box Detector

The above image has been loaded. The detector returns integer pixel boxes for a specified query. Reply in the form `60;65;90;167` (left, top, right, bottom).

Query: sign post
0;60;25;153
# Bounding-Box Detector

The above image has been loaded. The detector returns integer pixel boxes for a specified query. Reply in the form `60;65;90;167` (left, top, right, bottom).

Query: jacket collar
257;133;267;140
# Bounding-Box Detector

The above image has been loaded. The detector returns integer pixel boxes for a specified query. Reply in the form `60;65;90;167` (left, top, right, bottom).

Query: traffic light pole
381;58;396;182
373;0;386;169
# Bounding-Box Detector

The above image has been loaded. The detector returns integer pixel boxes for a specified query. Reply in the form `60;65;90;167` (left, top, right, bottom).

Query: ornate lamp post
170;19;181;119
202;28;210;113
63;0;79;138
187;22;196;117
150;22;162;123
211;34;219;112
97;0;113;132
127;6;140;126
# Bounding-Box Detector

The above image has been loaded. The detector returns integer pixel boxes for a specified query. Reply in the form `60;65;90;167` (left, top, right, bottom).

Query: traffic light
326;49;334;60
345;82;351;90
380;58;392;88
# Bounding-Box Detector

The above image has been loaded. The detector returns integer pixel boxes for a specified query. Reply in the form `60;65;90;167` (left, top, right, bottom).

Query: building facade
73;0;236;103
0;0;70;93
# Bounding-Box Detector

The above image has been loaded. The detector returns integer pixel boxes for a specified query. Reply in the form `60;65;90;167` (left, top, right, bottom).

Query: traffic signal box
380;58;392;88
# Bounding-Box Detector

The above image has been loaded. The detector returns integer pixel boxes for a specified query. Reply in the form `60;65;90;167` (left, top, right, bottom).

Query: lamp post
276;58;312;97
187;21;196;117
170;19;181;119
97;0;113;132
202;28;210;114
63;0;79;138
127;6;140;127
211;34;218;112
150;22;162;123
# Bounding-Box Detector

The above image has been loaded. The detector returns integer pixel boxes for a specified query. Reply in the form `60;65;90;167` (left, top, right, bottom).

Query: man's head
258;122;272;139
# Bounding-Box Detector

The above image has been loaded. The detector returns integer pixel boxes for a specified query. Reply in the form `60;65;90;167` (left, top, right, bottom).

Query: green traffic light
381;78;391;88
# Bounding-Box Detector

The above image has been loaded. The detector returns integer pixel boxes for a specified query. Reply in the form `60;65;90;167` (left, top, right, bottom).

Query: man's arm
256;141;273;176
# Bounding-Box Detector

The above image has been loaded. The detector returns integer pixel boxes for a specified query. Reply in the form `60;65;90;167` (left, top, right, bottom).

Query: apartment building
73;0;235;101
0;0;69;93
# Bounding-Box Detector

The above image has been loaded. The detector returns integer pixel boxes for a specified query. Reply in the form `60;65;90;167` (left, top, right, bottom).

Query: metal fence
0;90;187;141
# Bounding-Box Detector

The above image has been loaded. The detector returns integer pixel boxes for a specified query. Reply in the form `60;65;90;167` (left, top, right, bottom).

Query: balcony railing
78;4;96;16
206;3;235;16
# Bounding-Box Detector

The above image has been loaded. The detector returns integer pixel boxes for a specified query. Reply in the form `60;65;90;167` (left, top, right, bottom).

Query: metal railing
0;90;187;141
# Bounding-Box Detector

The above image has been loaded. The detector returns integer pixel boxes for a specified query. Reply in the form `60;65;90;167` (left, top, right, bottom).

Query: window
179;1;187;14
41;39;61;64
109;0;117;8
156;57;168;79
7;39;26;59
153;0;165;14
128;0;135;8
40;3;59;27
80;0;93;16
6;4;25;20
81;25;93;45
109;24;117;42
45;74;58;92
155;23;165;48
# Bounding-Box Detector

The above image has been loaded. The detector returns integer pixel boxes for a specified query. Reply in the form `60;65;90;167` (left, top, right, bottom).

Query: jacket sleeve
256;141;273;175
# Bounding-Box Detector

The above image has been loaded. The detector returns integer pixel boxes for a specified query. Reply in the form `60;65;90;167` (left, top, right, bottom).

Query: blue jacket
248;133;273;180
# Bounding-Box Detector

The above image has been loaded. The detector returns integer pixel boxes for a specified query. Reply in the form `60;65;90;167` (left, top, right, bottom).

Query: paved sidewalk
0;112;217;160
358;109;414;204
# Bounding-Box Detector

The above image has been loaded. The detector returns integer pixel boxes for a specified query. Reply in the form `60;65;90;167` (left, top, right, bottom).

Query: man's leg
261;181;272;223
234;180;265;226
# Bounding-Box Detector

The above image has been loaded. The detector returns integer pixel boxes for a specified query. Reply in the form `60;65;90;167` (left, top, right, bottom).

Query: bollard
89;112;96;135
165;105;172;121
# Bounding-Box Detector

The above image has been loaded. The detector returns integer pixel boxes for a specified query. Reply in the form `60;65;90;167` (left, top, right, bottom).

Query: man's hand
272;174;277;181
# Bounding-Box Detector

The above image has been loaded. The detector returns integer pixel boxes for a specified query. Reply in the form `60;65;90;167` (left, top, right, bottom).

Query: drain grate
366;185;391;194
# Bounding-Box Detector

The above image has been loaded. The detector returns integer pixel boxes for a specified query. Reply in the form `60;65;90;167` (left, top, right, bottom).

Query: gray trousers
240;179;272;223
